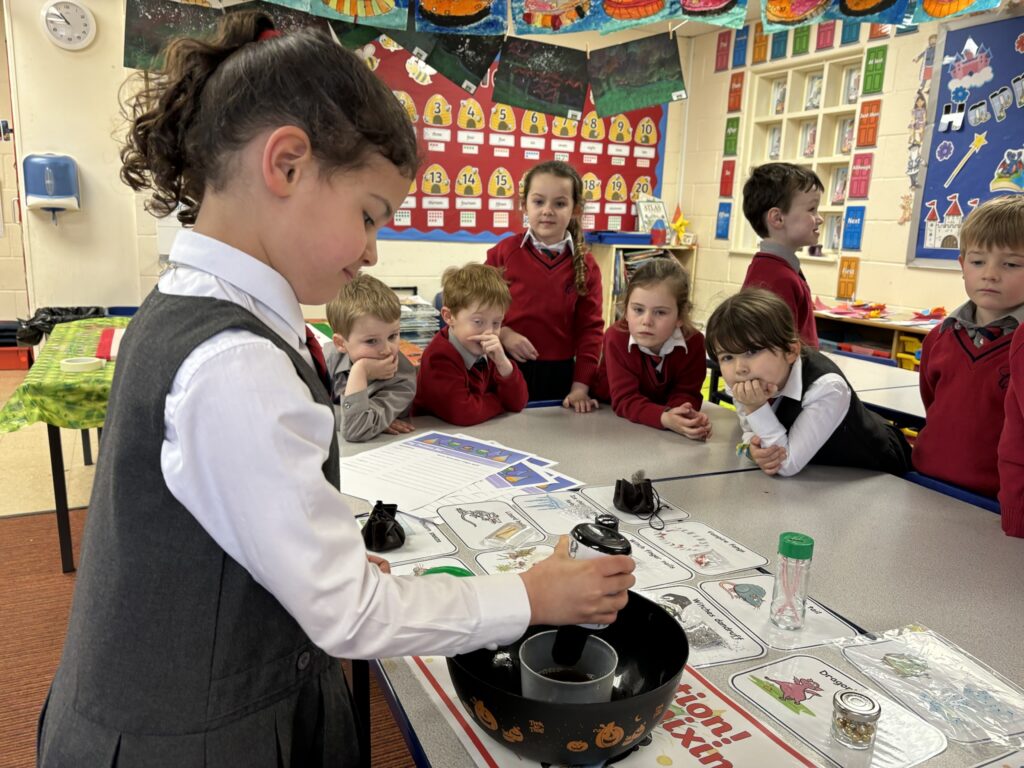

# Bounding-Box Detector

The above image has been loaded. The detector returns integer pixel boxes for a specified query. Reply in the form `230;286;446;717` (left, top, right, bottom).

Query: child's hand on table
520;536;635;627
473;333;514;378
498;327;539;363
384;418;414;435
662;403;712;441
750;435;787;475
563;382;599;413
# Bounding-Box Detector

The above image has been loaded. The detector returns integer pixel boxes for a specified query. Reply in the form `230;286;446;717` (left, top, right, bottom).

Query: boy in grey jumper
325;274;416;441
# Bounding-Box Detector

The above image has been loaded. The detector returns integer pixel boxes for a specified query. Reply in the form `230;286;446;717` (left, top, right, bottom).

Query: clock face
41;1;96;51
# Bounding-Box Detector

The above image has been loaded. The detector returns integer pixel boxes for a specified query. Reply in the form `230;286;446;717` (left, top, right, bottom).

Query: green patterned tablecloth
0;317;131;433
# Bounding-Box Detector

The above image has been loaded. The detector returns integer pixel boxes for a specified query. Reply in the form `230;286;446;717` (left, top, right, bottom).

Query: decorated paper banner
581;483;691;524
267;0;411;28
728;72;745;111
424;34;503;92
842;205;866;249
638;521;769;577
911;0;1000;23
510;0;602;33
721;159;737;196
676;0;748;30
841;630;1024;744
589;35;687;118
863;44;887;93
437;500;546;550
731;655;948;767
827;0;911;25
406;655;819;767
816;19;837;49
640;585;766;667
514;491;608;535
384;25;438;59
698;574;859;650
763;0;830;35
792;25;811;54
620;531;695;588
494;38;587;118
476;543;555;573
389;555;474;575
716;202;732;239
716;30;732;71
733;24;750;67
415;0;508;35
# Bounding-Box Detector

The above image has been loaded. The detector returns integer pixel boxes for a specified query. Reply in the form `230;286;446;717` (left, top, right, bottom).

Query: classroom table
338;401;749;485
822;352;920;391
858;385;927;430
0;317;130;572
366;466;1022;767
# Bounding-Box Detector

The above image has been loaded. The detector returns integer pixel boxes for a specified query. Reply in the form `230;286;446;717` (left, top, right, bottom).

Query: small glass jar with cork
830;690;881;750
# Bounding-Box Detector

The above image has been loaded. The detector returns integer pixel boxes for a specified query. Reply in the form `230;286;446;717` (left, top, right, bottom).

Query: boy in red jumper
915;195;1024;502
998;323;1024;536
413;263;528;426
740;163;823;348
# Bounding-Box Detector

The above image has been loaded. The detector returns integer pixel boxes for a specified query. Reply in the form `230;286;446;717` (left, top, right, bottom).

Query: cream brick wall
0;6;26;320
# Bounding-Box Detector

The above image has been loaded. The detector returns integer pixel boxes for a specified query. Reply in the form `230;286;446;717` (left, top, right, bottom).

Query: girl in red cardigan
594;259;711;439
486;160;604;411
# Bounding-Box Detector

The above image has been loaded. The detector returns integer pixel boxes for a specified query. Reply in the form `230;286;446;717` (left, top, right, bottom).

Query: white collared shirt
627;328;688;373
727;355;851;476
158;230;530;659
521;228;574;255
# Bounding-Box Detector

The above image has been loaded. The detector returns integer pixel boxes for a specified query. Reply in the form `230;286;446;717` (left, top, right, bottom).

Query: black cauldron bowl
447;591;688;766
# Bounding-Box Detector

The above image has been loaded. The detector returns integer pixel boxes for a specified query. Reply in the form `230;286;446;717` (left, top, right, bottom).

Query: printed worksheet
476;544;555;575
413;469;582;520
731;655;948;768
699;574;858;650
389;556;473;577
437;501;546;551
622;531;694;588
640;585;765;668
638;521;769;577
340;432;531;513
842;631;1024;745
514;492;607;535
370;517;458;566
582;484;690;524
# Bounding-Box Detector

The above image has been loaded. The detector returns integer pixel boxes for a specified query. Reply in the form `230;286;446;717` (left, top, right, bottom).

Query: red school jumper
913;323;1013;498
594;323;706;429
412;327;528;427
485;234;604;387
998;325;1024;536
742;252;819;348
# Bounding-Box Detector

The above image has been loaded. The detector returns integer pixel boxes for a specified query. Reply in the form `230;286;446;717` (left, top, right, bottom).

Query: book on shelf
612;249;673;298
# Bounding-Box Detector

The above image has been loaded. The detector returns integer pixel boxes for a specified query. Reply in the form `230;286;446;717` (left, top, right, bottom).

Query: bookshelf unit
589;243;697;327
736;52;865;258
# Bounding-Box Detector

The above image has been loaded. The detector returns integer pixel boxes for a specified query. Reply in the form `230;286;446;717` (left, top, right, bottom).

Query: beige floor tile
0;369;27;404
0;422;96;517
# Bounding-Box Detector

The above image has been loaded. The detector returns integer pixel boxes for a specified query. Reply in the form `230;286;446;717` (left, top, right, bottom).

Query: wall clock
40;1;97;51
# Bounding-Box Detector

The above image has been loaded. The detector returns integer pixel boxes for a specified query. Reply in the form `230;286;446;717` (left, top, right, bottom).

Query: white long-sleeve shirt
158;230;531;659
728;355;851;477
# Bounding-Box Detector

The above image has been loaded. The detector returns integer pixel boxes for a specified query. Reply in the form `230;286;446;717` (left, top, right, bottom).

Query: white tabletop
858;384;927;420
338;401;747;484
823;352;920;391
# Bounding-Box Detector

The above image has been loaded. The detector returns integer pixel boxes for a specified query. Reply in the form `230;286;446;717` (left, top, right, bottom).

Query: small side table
0;317;130;573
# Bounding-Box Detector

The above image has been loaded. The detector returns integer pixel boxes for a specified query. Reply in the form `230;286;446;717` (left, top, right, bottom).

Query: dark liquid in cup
540;667;595;683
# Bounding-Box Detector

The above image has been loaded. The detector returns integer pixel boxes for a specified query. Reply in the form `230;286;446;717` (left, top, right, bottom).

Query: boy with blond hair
741;163;824;348
914;195;1024;501
413;262;528;425
326;274;416;442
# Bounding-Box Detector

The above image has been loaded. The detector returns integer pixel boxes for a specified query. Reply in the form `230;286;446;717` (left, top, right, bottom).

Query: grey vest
39;290;358;768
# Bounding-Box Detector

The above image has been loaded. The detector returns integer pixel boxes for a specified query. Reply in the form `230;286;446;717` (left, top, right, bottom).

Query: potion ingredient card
437;501;545;551
390;556;473;577
640;585;766;668
841;630;1024;745
363;516;458;566
699;574;859;651
621;531;694;589
731;656;948;768
582;484;690;524
513;491;607;535
476;544;555;575
638;521;769;577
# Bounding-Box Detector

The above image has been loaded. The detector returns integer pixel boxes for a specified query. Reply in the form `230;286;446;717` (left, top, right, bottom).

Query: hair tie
257;29;282;41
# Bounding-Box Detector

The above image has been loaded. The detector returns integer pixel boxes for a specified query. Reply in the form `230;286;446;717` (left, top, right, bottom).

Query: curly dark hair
120;11;419;226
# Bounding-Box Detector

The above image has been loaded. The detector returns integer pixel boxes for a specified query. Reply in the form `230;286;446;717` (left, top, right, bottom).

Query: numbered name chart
437;500;545;551
389;556;474;577
640;585;765;668
731;656;947;768
699;574;858;651
842;631;1024;745
621;531;693;589
582;484;689;524
638;521;769;577
513;491;606;535
476;544;555;575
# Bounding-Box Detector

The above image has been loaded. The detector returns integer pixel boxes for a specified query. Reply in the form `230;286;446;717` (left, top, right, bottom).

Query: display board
368;38;668;243
910;12;1024;262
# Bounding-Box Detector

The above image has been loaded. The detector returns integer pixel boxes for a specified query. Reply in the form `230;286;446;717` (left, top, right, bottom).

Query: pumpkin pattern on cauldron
594;721;625;748
566;740;589;752
473;698;498;730
502;726;524;743
622;719;648;746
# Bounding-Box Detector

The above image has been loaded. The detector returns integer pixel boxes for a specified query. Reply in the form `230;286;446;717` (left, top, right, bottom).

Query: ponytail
522;159;589;295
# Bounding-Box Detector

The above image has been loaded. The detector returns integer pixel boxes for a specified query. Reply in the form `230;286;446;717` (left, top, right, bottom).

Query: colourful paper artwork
417;0;508;35
762;0;830;34
588;35;686;118
493;38;587;118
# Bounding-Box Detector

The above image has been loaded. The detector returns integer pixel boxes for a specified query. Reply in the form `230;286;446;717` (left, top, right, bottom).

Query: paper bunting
424;34;503;92
493;38;588;118
416;0;508;35
588;35;686;117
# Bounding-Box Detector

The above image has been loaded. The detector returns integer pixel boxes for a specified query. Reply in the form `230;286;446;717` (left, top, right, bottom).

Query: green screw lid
777;532;814;560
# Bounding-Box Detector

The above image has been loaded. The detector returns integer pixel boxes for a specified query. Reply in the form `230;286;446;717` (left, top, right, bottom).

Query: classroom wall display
368;40;667;241
493;38;588;117
909;11;1024;262
716;202;733;238
762;0;831;34
728;71;745;111
817;19;837;48
733;24;750;67
588;35;687;117
416;0;508;34
911;0;1001;24
716;30;732;71
424;34;504;92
